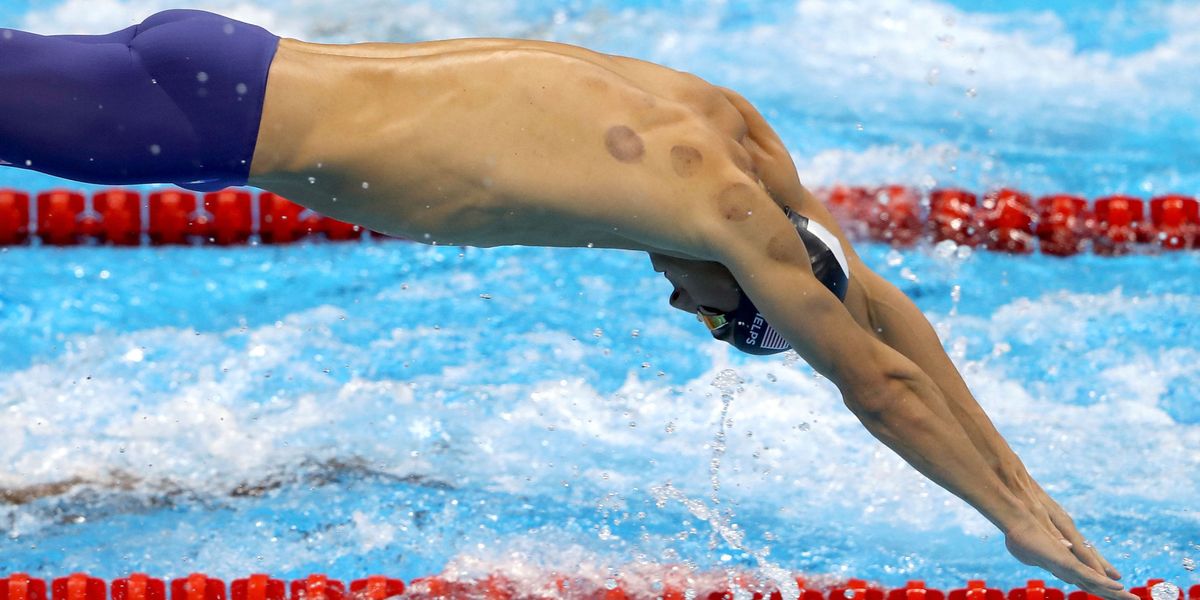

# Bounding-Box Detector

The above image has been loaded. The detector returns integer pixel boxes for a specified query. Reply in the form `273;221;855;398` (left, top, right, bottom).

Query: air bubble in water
308;176;316;184
1151;582;1179;600
1182;557;1195;571
197;71;209;83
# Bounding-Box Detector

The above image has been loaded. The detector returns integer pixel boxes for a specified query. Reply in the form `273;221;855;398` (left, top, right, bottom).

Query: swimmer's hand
1003;513;1135;600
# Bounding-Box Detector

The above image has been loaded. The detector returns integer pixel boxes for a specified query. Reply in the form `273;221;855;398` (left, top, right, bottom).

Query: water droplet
308;176;316;184
197;71;209;83
926;68;940;85
965;87;978;98
479;293;492;300
362;181;370;189
665;421;676;434
605;579;618;591
236;82;248;95
586;242;594;248
223;23;235;34
1183;557;1196;572
630;329;640;338
149;144;161;156
855;122;864;131
1151;583;1180;600
1;30;12;40
24;159;32;166
592;328;604;338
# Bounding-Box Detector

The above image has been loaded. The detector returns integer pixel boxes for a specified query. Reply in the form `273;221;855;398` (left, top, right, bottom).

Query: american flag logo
759;325;790;351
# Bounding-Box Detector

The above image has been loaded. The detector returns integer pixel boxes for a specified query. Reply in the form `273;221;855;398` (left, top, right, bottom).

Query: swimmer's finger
1044;501;1111;578
1099;553;1122;580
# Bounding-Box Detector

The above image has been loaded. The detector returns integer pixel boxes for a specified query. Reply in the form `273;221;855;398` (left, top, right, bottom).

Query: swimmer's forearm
715;244;1031;533
844;358;1030;534
859;271;1032;484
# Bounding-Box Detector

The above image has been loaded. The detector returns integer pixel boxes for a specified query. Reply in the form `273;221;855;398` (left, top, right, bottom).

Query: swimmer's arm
720;86;1035;496
853;269;1036;488
704;211;1029;535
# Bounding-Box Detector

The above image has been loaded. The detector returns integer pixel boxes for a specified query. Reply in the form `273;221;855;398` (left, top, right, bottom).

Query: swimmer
0;10;1134;598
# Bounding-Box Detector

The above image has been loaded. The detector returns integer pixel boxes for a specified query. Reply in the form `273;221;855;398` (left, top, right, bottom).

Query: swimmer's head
650;206;850;355
649;252;740;316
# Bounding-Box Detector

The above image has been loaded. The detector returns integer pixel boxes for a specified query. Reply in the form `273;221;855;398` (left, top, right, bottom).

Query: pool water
1;0;1198;595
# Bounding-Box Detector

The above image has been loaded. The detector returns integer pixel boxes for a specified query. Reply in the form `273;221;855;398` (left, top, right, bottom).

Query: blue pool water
2;0;1198;595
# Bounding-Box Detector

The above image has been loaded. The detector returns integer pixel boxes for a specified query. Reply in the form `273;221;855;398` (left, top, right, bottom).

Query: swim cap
697;206;850;355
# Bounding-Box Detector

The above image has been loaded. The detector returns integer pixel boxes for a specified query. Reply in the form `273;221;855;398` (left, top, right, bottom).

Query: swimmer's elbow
837;341;930;420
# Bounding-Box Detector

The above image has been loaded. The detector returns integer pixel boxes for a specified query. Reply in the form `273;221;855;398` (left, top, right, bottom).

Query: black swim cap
697;207;850;355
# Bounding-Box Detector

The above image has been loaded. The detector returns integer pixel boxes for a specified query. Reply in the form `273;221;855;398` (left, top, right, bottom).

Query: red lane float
111;575;164;600
868;186;924;247
36;190;85;246
888;580;947;600
230;576;284;600
949;581;1005;600
929;188;979;247
1093;195;1148;256
1149;195;1199;250
1035;194;1090;257
50;575;105;600
0;190;31;245
980;188;1035;254
1;573;48;600
198;190;253;246
347;578;403;600
93;190;143;246
148;190;198;245
1006;580;1065;600
259;193;308;244
170;575;224;600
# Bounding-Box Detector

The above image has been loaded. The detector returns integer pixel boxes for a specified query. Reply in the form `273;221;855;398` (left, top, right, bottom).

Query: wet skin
244;37;1134;600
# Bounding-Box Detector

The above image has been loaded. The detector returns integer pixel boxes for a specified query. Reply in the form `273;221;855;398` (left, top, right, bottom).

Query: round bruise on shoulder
670;145;703;178
605;125;645;163
766;229;809;266
716;182;758;222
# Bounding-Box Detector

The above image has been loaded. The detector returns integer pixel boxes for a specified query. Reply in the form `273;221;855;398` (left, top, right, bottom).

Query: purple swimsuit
0;9;280;192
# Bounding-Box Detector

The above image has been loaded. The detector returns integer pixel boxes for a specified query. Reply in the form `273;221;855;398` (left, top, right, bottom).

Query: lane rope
0;573;1191;600
1;185;1198;255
